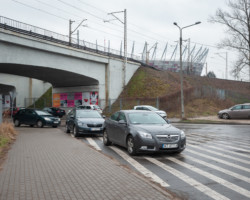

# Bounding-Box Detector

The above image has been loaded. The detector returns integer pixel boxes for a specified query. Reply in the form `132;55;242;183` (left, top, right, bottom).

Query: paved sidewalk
0;127;175;200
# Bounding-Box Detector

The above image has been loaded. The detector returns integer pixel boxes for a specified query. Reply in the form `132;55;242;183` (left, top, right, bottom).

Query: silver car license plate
91;128;100;131
162;144;178;149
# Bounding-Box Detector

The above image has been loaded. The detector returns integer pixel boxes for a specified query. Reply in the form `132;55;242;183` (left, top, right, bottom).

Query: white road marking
109;146;170;187
187;149;250;173
187;140;250;159
188;133;250;149
189;144;250;165
166;157;250;199
85;138;101;151
182;154;250;184
145;157;230;200
187;134;250;153
213;141;250;152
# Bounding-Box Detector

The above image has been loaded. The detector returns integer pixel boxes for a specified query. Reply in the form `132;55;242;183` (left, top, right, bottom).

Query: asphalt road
70;123;250;200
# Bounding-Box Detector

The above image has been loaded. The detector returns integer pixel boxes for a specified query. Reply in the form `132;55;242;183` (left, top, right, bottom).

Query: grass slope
117;67;250;118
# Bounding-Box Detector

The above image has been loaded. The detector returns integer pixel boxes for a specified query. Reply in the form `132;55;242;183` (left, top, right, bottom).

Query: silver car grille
156;135;179;142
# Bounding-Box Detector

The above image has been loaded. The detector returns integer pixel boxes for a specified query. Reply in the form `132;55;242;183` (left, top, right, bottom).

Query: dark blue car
13;109;61;128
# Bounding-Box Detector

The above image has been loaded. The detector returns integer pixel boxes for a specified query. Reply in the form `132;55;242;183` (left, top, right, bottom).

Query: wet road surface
72;123;250;200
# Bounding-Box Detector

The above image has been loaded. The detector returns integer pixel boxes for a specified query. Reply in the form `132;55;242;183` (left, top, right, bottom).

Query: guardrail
0;16;140;61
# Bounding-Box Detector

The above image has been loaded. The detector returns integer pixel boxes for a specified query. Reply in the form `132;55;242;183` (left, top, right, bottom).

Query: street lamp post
173;21;201;119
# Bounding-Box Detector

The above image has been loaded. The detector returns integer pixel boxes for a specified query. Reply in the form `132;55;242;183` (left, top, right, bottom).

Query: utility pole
69;19;74;44
69;19;87;45
77;30;79;46
187;38;190;73
226;52;228;80
105;9;127;88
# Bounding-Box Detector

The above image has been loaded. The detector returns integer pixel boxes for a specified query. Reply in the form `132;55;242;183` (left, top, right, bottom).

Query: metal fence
0;16;140;60
22;85;250;115
100;86;250;115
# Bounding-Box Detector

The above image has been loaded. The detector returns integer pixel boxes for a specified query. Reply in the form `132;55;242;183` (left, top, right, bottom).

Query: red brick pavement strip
0;127;177;200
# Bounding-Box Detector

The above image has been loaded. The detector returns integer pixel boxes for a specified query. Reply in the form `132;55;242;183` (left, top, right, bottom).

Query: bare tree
209;0;250;81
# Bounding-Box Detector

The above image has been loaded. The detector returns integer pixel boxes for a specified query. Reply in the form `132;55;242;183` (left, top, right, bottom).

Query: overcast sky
1;0;244;80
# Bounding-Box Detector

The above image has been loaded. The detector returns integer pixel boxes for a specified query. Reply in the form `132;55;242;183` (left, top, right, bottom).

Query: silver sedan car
218;103;250;119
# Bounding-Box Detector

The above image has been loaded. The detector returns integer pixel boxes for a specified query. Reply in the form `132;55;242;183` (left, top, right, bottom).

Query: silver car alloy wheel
65;123;70;133
14;119;20;127
37;120;43;128
127;137;134;154
103;131;108;143
222;113;229;119
73;126;78;137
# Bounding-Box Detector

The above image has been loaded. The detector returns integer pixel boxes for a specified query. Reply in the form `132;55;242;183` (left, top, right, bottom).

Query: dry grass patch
0;122;18;168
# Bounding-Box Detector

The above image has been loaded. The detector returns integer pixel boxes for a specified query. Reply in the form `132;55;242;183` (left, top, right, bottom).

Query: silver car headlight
138;131;152;139
77;121;85;127
181;131;186;139
44;117;52;121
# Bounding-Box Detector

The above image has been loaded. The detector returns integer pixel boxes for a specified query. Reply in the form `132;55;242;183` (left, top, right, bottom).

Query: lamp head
173;22;177;26
195;21;201;25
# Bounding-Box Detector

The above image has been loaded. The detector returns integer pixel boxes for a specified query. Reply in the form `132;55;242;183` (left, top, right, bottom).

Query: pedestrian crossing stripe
189;144;250;165
81;134;250;200
109;146;170;188
145;157;230;200
188;140;250;159
180;154;250;184
187;149;250;173
166;157;250;199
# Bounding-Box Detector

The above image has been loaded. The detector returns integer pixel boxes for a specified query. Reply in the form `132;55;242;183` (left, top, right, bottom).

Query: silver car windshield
128;113;166;124
76;110;101;118
36;111;51;116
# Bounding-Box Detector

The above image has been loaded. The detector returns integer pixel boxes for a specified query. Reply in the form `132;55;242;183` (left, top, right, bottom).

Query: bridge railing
0;16;140;60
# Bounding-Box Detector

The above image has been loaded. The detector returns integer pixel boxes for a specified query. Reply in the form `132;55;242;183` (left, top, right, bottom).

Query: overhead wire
56;0;104;21
56;0;169;46
73;1;233;52
35;0;82;20
11;0;68;21
11;0;233;56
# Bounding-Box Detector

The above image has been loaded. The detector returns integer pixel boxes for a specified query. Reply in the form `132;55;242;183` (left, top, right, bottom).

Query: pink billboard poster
67;100;75;107
74;92;82;100
60;93;67;100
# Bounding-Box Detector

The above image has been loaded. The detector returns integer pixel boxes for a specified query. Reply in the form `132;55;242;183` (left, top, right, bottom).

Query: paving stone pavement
0;127;174;200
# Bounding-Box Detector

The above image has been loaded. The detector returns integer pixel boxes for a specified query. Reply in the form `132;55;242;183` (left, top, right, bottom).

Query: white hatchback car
77;105;103;114
134;105;167;119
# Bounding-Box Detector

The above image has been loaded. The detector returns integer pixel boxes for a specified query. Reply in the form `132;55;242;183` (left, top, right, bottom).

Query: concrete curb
169;117;250;125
